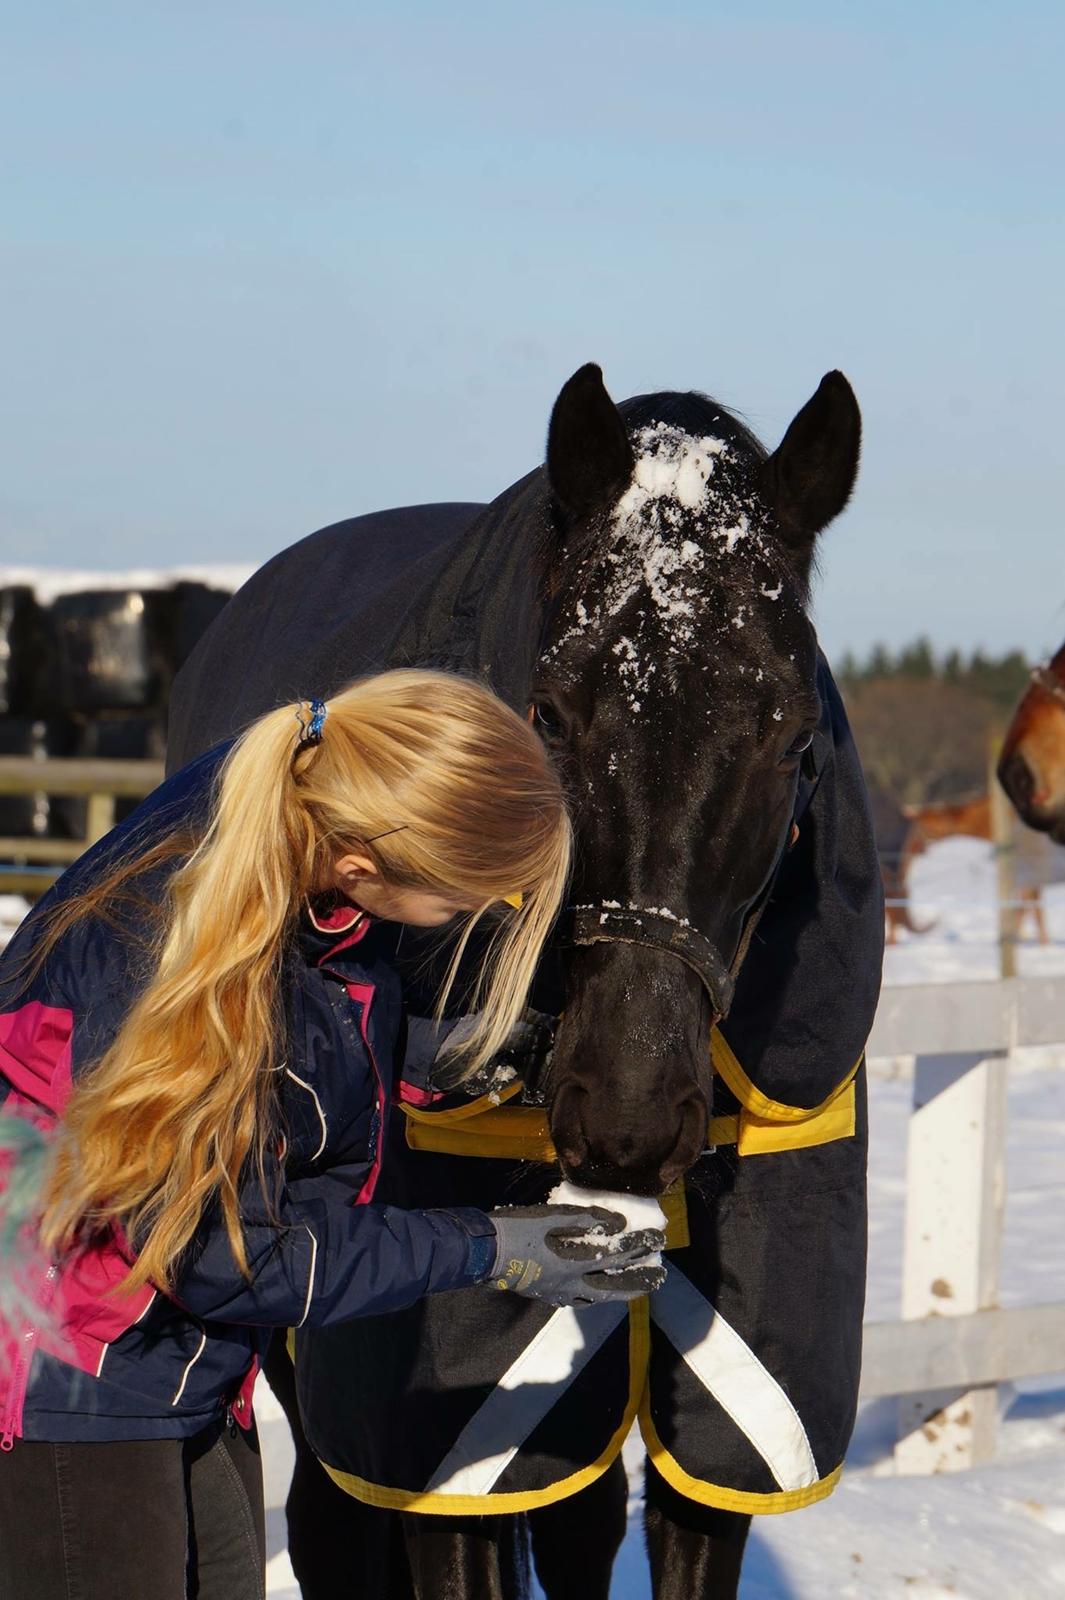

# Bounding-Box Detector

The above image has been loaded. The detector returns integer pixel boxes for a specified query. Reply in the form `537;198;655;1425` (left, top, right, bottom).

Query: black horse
168;363;882;1599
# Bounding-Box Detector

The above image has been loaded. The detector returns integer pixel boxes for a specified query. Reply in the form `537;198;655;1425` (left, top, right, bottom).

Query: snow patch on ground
884;835;1065;986
0;897;30;952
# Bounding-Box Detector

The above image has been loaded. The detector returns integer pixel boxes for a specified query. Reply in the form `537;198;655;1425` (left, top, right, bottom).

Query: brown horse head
998;642;1065;843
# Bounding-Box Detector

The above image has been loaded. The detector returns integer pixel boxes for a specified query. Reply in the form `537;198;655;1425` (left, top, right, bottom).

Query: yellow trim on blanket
400;1078;525;1125
296;1298;843;1518
735;1083;855;1153
319;1298;651;1515
406;1107;745;1171
711;1028;862;1127
639;1400;844;1514
308;1042;861;1522
658;1181;690;1250
403;1087;855;1168
402;1037;862;1148
405;1102;556;1161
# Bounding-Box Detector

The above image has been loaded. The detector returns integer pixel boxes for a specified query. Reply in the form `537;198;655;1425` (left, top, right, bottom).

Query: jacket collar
298;895;373;966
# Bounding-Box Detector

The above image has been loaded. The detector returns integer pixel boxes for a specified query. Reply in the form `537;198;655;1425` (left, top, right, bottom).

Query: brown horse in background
998;640;1065;844
867;786;929;944
904;794;1051;944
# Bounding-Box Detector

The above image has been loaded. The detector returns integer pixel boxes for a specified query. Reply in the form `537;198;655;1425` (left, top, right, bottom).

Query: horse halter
1030;663;1065;710
568;903;736;1019
565;788;808;1023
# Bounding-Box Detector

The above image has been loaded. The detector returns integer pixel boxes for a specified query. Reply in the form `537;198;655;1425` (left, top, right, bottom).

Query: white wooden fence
861;976;1065;1474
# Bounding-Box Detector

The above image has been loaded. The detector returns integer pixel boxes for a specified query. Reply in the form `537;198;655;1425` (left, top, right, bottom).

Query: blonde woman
0;670;663;1600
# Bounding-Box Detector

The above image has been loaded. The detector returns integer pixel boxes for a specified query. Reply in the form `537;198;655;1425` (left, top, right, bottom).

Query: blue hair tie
295;697;328;749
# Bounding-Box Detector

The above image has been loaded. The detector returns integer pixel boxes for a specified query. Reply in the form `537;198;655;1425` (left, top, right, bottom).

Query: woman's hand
486;1204;665;1306
428;1004;550;1081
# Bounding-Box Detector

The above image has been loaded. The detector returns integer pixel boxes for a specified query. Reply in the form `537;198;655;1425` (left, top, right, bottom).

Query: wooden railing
0;757;164;895
864;976;1065;1474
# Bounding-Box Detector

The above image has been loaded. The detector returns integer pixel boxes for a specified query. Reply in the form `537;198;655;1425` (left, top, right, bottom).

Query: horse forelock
541;391;807;714
617;389;768;461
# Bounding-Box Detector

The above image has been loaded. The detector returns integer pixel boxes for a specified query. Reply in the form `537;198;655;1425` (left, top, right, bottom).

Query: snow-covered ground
3;837;1064;1595
884;833;1065;987
0;561;255;602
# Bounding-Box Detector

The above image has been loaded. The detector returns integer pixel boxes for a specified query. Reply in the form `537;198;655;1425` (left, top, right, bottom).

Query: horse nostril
556;1139;588;1174
1000;750;1035;808
549;1085;590;1175
656;1097;711;1191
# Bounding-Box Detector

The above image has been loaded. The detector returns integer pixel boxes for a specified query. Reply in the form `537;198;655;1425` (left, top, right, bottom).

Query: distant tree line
834;640;1030;807
836;639;1030;711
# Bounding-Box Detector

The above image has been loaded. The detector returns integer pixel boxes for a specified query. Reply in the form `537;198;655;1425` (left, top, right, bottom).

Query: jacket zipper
1;1263;58;1451
322;968;385;1204
356;1013;385;1202
344;986;383;1146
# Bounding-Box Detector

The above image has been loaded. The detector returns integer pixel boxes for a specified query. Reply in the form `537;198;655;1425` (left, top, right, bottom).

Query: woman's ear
334;851;379;886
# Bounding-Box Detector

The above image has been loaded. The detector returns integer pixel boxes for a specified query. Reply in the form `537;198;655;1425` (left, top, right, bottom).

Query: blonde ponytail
38;671;571;1292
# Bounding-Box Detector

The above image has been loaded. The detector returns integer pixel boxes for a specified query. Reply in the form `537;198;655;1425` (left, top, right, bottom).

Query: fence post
894;1050;1008;1473
85;791;115;845
990;735;1017;980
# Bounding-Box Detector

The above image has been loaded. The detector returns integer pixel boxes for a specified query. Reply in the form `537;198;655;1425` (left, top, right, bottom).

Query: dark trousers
262;1328;384;1596
0;1419;265;1600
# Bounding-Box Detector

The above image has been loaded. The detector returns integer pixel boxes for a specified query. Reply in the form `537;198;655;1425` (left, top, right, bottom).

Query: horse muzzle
998;747;1065;834
549;1078;710;1196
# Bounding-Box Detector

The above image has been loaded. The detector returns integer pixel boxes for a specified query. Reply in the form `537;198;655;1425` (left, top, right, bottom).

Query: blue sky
3;1;1063;659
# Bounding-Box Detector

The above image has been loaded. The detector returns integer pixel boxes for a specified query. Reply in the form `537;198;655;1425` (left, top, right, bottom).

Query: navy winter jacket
0;745;496;1446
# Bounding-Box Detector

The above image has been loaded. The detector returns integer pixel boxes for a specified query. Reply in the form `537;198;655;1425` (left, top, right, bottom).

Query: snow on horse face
537;364;860;1195
998;639;1065;843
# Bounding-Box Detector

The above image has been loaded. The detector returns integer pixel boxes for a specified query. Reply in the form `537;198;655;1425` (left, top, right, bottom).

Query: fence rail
0;756;164;895
869;975;1065;1055
861;1303;1065;1399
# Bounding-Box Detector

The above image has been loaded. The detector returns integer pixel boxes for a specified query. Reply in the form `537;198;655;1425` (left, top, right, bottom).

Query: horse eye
786;729;815;757
532;700;564;739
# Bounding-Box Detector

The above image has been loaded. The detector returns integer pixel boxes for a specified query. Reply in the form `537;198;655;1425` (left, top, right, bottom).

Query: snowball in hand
547;1180;667;1267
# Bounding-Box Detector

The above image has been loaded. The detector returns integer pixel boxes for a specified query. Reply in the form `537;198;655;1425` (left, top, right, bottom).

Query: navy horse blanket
167;499;882;1515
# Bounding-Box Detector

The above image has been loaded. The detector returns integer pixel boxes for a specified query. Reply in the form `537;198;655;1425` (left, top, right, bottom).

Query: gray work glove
487;1205;666;1307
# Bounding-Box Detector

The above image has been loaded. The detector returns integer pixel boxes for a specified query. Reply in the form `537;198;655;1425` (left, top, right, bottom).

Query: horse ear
761;371;861;577
547;363;635;524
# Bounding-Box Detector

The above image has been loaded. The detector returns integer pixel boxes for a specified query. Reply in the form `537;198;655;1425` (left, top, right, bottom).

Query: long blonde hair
38;670;571;1293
